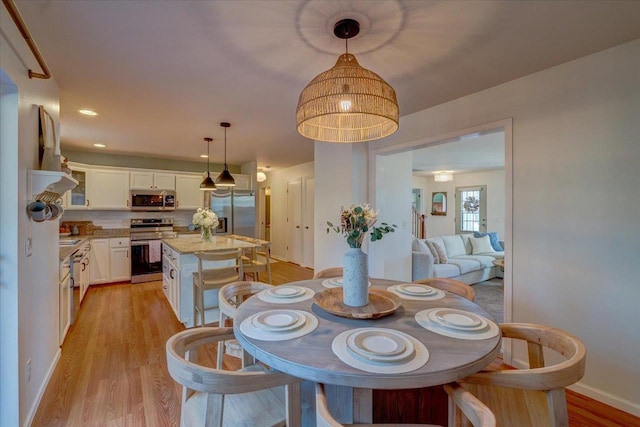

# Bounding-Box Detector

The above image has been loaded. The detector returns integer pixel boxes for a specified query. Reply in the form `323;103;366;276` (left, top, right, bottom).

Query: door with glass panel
455;185;487;234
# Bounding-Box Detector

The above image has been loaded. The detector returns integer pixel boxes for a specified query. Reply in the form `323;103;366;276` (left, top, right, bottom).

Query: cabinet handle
126;200;130;207
127;250;129;258
296;225;300;229
86;199;90;207
305;226;309;229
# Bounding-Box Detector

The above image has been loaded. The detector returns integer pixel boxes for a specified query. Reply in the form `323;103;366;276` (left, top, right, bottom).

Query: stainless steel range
130;218;177;283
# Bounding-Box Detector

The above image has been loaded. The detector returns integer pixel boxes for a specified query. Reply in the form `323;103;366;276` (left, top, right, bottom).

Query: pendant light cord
223;126;228;168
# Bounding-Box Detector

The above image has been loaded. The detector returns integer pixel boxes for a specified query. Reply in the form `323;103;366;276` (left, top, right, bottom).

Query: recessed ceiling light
93;143;106;148
200;154;209;158
79;109;98;116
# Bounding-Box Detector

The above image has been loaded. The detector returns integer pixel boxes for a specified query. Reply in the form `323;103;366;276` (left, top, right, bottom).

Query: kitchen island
161;235;261;327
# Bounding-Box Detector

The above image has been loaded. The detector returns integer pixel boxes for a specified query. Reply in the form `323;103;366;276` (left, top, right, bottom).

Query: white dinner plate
430;309;487;331
396;284;437;296
267;286;306;298
251;310;305;332
346;329;415;363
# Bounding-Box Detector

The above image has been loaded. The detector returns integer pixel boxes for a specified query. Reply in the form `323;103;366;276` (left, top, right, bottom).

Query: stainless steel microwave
130;190;176;211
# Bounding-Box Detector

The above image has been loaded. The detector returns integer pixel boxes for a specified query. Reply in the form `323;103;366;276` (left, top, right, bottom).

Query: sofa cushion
433;263;460;278
424;240;440;264
412;237;429;253
459;233;474;254
447;258;482;275
427;237;448;264
442;235;466;257
473;231;504;251
470;235;496;254
453;255;497;268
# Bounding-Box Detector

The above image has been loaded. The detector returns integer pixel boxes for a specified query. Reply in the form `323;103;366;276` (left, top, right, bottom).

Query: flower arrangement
192;208;219;241
327;204;396;248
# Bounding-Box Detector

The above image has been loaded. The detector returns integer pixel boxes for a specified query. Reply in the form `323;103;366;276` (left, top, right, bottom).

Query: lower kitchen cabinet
162;247;180;319
90;239;110;284
59;256;72;345
90;237;131;284
109;238;131;282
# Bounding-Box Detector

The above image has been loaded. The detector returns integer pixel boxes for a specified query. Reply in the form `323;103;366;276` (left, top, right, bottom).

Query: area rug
472;278;504;323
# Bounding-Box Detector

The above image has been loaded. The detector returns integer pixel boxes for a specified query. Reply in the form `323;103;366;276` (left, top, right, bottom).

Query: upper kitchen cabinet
63;165;91;209
130;171;175;190
90;169;130;209
233;174;252;191
175;174;204;209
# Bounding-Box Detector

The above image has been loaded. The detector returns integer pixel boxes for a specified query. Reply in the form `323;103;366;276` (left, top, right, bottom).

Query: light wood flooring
33;262;638;426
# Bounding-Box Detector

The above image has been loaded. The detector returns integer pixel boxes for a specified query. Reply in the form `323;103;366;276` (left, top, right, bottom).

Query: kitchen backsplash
62;210;195;229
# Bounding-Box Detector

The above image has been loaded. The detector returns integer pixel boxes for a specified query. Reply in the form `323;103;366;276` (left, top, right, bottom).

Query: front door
455;185;487;234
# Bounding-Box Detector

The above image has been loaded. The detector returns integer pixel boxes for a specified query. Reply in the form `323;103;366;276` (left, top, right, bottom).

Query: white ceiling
11;0;640;171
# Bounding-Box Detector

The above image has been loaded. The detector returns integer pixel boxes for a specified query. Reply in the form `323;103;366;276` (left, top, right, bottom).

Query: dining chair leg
286;382;302;427
547;388;569;427
216;313;226;369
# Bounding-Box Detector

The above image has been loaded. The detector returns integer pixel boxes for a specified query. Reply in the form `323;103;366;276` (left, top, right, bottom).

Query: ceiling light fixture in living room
296;19;399;143
434;171;454;182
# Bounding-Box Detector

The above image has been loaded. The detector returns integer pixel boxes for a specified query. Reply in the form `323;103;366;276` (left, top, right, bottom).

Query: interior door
455;185;487;234
287;179;303;265
303;178;314;268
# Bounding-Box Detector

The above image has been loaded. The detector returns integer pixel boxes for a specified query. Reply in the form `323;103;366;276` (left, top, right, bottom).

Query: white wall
1;7;63;424
263;161;314;261
314;143;369;272
366;40;640;414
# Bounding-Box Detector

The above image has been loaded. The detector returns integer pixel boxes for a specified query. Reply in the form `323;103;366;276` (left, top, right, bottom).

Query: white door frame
369;118;514;364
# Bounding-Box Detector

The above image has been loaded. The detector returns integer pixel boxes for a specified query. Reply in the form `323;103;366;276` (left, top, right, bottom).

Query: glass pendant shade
296;52;399;143
256;171;267;182
215;122;235;187
200;137;216;190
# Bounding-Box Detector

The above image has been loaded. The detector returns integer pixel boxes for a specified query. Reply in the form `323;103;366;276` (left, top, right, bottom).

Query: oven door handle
131;240;152;246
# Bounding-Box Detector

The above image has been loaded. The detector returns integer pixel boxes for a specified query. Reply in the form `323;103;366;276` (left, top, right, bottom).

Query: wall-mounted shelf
28;170;78;202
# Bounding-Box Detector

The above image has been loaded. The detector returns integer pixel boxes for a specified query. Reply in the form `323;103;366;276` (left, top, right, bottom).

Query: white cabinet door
110;247;131;282
90;239;110;284
154;173;175;190
80;252;90;302
234;174;251;190
59;271;70;345
175;174;204;209
130;171;154;189
131;171;175;190
63;165;91;209
91;169;130;209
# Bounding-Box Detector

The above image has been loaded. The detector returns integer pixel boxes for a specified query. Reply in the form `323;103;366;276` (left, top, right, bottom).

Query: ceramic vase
201;226;213;242
343;247;369;307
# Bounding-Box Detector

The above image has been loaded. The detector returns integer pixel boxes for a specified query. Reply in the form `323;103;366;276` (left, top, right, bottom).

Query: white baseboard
24;348;61;427
511;357;640;417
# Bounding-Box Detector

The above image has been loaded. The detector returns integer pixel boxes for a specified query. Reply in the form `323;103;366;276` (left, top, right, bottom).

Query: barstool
192;248;243;327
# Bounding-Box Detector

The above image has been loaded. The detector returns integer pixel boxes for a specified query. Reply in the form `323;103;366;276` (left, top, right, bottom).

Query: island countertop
161;235;259;254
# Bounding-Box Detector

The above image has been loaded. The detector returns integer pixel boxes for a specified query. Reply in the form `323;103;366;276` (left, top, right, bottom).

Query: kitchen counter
162;235;258;254
59;237;89;260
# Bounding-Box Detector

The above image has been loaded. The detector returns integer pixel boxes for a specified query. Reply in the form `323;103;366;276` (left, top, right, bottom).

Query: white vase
343;247;369;307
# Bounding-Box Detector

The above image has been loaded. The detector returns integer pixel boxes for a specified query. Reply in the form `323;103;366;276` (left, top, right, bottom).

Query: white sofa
412;233;504;284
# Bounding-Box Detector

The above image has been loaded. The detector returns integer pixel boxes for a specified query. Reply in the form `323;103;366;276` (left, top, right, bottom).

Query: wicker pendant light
215;122;235;187
296;19;399;143
199;137;216;190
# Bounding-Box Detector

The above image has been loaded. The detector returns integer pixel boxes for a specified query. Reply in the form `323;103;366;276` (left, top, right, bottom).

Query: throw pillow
425;240;440;264
442;235;466;258
470;235;496;254
431;240;448;263
473;231;504;251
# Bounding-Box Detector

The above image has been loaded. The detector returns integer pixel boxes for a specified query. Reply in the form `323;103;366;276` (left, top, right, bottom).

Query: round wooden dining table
234;278;501;425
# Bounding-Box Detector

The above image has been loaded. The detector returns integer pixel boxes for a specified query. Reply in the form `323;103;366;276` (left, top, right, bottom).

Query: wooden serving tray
313;288;401;319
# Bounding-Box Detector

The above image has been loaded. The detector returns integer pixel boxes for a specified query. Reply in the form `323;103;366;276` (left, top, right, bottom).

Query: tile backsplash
62;210;195;229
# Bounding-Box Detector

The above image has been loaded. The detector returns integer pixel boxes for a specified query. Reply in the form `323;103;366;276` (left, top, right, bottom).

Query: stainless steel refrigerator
210;189;255;237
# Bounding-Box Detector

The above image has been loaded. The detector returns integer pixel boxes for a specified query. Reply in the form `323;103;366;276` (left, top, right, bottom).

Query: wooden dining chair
313;267;343;279
192;249;243;327
241;240;273;284
216;280;273;369
315;382;495;427
458;323;586;427
166;327;301;427
413;277;475;302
